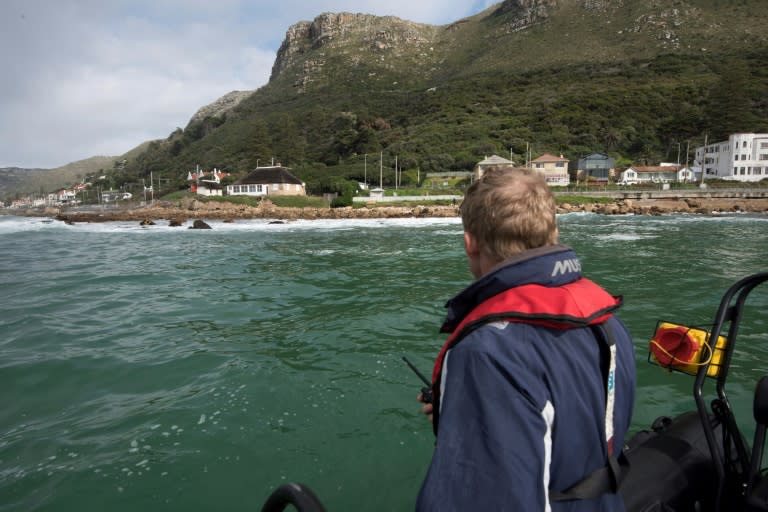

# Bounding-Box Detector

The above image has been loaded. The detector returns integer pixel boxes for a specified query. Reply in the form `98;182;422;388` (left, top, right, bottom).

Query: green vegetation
555;195;615;206
160;190;196;202
205;195;262;207
330;195;353;208
269;196;329;208
364;199;459;208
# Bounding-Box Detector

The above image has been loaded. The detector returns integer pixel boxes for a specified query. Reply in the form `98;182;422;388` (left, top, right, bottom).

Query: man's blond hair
460;166;559;263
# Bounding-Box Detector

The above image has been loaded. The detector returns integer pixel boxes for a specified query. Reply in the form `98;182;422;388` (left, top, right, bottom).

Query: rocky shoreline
7;196;768;225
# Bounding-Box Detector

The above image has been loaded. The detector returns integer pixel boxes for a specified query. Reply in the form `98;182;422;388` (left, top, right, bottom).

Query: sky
0;0;497;169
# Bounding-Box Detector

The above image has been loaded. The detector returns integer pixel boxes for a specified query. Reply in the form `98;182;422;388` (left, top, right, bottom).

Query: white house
188;168;229;196
48;188;78;205
227;166;306;197
659;162;696;183
677;166;696;183
694;133;768;182
620;163;696;185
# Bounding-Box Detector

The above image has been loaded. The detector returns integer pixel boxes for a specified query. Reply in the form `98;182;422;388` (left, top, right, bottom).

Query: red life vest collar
430;278;622;431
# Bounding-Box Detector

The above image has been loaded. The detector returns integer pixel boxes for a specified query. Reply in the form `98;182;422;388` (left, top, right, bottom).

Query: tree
243;120;272;167
269;114;303;164
422;154;455;173
353;125;380;154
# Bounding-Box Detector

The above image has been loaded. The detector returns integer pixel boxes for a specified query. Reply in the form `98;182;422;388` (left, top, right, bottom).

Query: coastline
5;196;768;224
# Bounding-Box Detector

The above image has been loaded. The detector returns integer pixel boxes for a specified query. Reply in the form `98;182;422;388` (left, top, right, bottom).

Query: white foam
0;216;66;234
0;214;462;235
594;233;649;242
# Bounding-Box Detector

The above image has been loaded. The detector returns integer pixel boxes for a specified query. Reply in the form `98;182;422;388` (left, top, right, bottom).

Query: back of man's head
460;166;559;263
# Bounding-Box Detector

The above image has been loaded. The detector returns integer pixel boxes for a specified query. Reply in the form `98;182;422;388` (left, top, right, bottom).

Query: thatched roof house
227;166;306;197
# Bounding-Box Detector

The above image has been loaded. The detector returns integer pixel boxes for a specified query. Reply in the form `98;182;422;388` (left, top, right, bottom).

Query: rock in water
189;219;212;229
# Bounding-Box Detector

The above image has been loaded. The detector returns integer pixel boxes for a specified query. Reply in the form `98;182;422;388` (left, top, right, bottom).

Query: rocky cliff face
265;0;734;94
270;2;631;90
577;0;623;11
270;12;441;91
188;90;254;124
492;0;558;30
491;0;624;30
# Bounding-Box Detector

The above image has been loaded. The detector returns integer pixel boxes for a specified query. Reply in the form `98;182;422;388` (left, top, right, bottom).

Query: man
416;167;636;511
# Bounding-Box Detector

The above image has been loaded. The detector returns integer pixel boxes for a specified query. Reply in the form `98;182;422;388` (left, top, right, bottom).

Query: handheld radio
402;356;433;404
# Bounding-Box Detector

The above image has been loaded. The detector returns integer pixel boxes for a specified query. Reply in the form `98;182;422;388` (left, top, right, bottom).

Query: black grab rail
693;272;768;510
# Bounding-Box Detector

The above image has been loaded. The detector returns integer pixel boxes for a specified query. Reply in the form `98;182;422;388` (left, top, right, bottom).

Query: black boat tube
261;483;327;512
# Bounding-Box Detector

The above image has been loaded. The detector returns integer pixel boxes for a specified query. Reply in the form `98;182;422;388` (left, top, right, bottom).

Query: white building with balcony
530;153;570;186
694;133;768;182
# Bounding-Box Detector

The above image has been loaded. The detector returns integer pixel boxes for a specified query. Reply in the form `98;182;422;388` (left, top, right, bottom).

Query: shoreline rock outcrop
576;197;768;216
38;198;463;224
5;196;768;225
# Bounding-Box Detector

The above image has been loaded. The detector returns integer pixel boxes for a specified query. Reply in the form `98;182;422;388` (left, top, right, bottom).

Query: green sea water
1;213;767;511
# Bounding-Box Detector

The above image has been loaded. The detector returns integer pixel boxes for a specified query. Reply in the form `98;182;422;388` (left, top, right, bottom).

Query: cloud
0;0;495;168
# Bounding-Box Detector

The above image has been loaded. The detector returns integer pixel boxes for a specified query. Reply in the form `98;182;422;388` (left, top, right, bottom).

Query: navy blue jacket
417;245;636;511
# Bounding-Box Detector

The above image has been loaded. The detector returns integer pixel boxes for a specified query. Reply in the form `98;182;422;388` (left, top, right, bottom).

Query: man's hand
418;393;434;422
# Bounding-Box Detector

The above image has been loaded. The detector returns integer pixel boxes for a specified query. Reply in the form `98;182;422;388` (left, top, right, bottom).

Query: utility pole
379;151;383;189
526;142;529;168
700;134;708;186
395;155;398;190
364;154;367;186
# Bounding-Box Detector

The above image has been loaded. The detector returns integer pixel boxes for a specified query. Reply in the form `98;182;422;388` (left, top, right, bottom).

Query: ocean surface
1;212;767;511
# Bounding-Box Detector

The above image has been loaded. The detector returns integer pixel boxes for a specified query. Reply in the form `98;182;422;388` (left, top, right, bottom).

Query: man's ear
464;232;479;257
464;231;487;279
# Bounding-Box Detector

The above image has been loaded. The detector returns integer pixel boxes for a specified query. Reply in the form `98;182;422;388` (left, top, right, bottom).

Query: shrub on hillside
331;194;353;208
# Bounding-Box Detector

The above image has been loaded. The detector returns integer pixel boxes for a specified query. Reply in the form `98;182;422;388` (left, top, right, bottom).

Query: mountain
9;0;768;200
0;138;162;201
0;167;48;200
0;156;119;199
